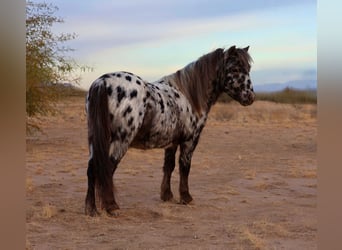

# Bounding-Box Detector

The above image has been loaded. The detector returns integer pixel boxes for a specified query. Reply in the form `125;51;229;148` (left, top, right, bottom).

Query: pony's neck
168;48;224;117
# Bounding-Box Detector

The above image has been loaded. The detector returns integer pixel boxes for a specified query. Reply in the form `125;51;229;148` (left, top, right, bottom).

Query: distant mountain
254;79;317;92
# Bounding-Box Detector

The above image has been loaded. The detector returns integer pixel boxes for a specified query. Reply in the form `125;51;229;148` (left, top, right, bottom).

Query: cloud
58;10;272;59
49;0;316;88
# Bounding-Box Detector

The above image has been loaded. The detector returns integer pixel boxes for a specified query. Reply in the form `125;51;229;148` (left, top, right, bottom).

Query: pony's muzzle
240;91;255;106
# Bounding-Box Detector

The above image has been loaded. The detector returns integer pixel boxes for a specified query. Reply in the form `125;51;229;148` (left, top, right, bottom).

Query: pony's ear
243;46;250;52
227;45;236;54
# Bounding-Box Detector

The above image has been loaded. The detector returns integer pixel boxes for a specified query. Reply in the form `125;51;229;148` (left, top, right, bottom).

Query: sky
48;0;317;90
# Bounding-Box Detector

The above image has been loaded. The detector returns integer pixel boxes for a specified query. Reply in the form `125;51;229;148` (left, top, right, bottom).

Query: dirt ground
26;96;317;250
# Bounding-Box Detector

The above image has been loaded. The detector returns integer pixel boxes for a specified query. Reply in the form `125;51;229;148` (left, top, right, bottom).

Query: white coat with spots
85;46;255;216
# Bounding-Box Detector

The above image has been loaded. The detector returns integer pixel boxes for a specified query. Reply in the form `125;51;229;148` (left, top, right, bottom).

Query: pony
85;45;255;216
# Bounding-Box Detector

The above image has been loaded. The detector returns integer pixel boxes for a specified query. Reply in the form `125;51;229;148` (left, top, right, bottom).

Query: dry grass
240;226;266;250
34;166;44;175
42;204;57;218
226;186;240;195
235;219;290;249
218;88;317;104
250;219;289;238
244;168;257;180
209;101;316;126
286;167;317;179
26;177;34;192
256;88;317;104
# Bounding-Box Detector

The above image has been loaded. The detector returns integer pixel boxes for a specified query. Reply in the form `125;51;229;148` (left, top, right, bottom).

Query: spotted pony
85;45;255;216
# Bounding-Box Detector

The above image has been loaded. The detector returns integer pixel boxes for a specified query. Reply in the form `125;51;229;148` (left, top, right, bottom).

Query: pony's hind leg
85;158;99;216
101;157;120;216
160;145;178;201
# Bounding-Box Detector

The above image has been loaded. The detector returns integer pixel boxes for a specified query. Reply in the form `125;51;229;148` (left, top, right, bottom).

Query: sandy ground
26;96;317;249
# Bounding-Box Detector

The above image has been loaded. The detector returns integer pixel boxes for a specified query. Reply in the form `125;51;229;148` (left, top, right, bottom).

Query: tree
26;1;88;131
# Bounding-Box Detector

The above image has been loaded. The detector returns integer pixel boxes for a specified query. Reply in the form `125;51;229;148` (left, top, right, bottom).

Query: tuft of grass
286;167;317;179
240;227;265;250
26;177;34;192
42;204;57;218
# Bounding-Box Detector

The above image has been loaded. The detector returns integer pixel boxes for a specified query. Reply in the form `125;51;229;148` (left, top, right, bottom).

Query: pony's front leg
160;145;178;201
179;142;195;204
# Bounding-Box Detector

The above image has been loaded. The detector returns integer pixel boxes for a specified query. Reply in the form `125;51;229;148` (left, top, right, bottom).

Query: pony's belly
130;136;174;150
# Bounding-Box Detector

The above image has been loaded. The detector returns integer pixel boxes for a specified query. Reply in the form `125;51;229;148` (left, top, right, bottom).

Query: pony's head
220;46;255;106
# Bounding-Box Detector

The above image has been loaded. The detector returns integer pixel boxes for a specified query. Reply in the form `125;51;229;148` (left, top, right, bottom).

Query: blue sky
48;0;317;90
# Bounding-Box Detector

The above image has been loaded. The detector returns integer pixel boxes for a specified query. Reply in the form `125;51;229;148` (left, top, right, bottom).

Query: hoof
161;190;174;202
180;192;193;204
105;203;120;217
85;207;100;217
106;208;119;217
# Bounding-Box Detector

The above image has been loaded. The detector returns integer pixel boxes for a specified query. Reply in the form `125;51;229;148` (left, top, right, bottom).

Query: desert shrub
26;1;90;133
217;87;317;104
256;87;317;104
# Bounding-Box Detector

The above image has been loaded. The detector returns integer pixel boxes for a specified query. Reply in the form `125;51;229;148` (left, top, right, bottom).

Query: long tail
87;80;113;200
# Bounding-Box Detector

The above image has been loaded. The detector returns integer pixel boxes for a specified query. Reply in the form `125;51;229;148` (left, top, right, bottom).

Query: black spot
159;80;164;84
100;73;111;79
109;113;114;121
146;91;151;98
111;131;119;142
116;86;126;104
136;80;141;85
107;85;113;96
130;89;138;99
123;106;132;117
127;117;134;127
125;75;132;82
159;99;165;113
139;112;143;116
123;71;133;76
116;73;122;78
120;130;127;142
174;92;180;98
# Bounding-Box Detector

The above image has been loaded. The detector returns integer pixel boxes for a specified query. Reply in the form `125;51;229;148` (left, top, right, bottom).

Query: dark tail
87;81;113;202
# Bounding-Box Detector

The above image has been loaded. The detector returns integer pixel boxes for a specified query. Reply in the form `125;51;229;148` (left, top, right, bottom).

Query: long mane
170;48;224;116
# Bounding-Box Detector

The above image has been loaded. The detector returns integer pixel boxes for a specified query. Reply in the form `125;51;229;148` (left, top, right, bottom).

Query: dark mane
170;48;224;116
